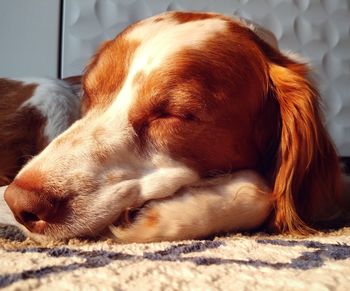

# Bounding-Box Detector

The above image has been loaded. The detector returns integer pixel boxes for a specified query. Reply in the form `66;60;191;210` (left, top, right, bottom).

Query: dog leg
110;170;272;243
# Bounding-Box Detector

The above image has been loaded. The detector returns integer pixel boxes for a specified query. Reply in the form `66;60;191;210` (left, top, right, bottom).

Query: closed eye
155;112;197;122
182;112;196;121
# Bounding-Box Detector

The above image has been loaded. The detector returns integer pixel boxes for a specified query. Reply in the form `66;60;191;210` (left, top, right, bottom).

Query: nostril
17;211;48;234
5;182;61;233
19;211;41;224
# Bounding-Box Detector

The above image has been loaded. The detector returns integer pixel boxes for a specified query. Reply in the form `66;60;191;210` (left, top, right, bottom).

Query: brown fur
170;11;218;23
268;63;342;234
128;15;342;234
243;26;343;233
5;12;343;238
129;27;273;175
0;79;47;186
82;37;139;114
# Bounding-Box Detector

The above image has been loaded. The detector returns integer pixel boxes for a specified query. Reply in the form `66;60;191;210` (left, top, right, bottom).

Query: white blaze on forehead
126;17;228;75
107;16;228;118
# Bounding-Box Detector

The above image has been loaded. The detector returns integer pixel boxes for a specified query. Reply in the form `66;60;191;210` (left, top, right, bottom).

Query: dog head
4;12;341;240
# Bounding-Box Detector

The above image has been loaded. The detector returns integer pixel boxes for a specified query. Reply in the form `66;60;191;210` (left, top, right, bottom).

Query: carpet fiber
1;226;350;290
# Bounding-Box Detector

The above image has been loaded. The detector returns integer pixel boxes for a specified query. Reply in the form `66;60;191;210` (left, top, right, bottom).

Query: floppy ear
268;61;342;234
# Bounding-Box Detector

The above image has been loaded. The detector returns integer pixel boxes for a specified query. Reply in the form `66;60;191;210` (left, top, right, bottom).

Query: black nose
4;183;60;233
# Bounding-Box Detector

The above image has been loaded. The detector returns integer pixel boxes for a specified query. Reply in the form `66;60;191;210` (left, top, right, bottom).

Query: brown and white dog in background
1;12;349;242
0;77;80;225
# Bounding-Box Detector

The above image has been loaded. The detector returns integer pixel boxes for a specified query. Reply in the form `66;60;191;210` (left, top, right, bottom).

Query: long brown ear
268;61;342;234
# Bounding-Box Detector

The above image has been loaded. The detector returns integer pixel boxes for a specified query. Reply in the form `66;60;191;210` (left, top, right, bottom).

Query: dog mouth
112;196;162;229
114;207;143;227
111;184;191;230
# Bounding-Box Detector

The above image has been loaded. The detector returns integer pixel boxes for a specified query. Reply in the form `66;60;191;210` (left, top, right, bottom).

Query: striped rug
1;225;349;290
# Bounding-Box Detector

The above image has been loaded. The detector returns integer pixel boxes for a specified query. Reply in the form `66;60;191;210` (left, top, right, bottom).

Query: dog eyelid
155;112;197;122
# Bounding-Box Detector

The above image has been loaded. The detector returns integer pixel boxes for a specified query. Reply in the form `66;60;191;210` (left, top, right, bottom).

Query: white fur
12;15;229;239
127;15;227;75
7;13;277;241
110;171;272;242
19;78;80;142
15;93;199;239
0;78;80;229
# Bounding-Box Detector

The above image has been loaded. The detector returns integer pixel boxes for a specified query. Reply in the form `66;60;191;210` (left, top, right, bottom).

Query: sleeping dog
1;12;349;242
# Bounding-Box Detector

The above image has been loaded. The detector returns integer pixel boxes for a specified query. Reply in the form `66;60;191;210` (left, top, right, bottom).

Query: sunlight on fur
109;171;272;243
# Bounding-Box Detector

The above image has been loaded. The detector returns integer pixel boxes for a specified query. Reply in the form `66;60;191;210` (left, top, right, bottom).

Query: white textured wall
0;0;61;78
62;0;350;156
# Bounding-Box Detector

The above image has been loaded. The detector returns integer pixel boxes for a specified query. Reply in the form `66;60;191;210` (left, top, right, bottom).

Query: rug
1;226;350;290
